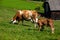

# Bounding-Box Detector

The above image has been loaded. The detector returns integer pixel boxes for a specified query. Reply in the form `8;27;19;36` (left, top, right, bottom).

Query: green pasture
0;0;44;13
0;0;43;9
0;0;60;40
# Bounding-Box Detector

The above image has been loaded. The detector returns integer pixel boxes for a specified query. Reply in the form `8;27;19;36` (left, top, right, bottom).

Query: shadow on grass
49;38;58;40
27;28;38;31
9;21;31;27
22;24;31;27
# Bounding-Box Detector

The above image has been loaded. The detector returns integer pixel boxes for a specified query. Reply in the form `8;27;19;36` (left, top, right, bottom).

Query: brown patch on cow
22;10;31;20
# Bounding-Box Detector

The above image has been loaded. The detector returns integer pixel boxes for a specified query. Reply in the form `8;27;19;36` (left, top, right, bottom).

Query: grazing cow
10;10;38;27
37;17;54;33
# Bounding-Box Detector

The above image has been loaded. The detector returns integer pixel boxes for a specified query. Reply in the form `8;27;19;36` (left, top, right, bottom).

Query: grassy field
0;0;60;40
0;0;43;9
0;0;44;13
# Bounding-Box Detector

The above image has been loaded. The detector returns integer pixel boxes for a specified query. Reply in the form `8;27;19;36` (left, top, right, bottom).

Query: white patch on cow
13;20;16;24
36;18;38;23
34;18;38;28
19;10;23;15
33;18;38;23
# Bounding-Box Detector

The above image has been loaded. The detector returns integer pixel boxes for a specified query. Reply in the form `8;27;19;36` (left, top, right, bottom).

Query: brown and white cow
10;10;38;27
37;17;54;33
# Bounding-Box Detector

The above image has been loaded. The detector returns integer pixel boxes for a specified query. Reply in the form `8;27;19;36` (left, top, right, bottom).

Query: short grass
0;0;44;13
0;6;60;40
0;0;60;40
0;0;43;9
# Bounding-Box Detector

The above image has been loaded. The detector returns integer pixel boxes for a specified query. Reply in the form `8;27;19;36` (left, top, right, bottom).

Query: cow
10;10;38;27
37;17;54;33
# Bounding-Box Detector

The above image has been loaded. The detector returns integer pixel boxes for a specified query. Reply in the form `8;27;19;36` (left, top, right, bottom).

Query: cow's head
10;18;17;24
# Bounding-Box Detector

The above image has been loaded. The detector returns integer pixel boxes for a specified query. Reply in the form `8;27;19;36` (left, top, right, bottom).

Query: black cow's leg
40;25;44;31
22;19;24;25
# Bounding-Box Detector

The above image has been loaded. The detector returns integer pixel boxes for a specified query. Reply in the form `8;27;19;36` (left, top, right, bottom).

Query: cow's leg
28;17;33;23
49;19;54;34
17;19;20;24
22;20;24;25
39;22;43;31
40;25;44;31
21;19;24;25
34;19;37;28
34;21;37;28
38;24;42;31
50;23;54;34
31;19;33;22
35;18;38;28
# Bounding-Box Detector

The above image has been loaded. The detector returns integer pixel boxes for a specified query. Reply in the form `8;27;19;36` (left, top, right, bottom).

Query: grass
0;6;60;40
0;0;43;9
0;0;60;40
0;0;44;13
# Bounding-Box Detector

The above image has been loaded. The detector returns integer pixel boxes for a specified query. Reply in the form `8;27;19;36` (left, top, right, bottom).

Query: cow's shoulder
17;10;23;15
